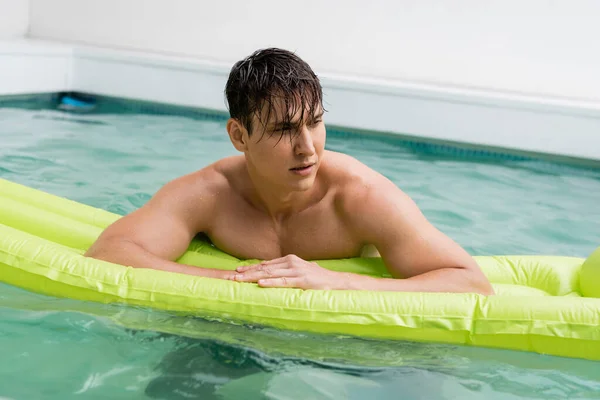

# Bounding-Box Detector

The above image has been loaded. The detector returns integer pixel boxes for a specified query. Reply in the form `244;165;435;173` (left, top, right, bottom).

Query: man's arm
341;177;494;295
232;176;493;295
85;172;232;280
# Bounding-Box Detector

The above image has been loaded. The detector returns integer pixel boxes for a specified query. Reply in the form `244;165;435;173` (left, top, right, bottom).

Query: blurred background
1;0;599;100
2;0;600;161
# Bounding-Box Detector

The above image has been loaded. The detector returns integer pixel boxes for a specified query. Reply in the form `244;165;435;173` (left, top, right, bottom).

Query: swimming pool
1;95;599;399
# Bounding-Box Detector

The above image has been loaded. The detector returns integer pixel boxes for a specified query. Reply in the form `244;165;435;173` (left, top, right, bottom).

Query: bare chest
206;197;363;261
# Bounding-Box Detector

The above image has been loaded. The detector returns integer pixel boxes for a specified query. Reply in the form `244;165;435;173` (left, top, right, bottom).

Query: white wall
0;0;29;38
3;1;600;160
28;0;600;102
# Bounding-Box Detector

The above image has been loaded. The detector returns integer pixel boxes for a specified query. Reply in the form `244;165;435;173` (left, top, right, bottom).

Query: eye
309;119;322;127
275;124;295;132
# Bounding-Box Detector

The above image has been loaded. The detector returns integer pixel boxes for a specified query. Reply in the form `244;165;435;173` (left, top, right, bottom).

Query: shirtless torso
85;47;493;295
206;152;378;261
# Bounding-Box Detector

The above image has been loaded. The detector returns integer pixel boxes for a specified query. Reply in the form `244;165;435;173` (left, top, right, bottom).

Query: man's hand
231;254;344;290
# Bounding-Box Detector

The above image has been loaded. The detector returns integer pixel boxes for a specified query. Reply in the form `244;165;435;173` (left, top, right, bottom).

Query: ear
226;118;249;152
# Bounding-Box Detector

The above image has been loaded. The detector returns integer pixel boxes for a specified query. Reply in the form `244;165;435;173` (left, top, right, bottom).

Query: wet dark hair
225;48;325;139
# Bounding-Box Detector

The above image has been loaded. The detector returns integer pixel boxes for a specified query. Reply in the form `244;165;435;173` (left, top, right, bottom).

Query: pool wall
1;1;600;162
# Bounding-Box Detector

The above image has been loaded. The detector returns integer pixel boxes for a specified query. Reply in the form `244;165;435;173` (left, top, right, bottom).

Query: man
85;48;494;295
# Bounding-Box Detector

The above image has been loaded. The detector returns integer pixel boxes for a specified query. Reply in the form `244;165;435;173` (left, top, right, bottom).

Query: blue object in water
57;94;96;112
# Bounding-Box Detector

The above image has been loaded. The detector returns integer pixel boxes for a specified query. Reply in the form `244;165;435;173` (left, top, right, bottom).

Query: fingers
233;265;296;282
237;254;302;272
257;277;300;288
236;258;287;273
233;255;309;288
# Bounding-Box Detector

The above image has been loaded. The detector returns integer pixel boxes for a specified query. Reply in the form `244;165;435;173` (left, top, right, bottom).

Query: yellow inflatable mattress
0;178;598;360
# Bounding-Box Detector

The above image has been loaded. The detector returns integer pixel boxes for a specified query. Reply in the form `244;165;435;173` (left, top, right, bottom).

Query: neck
244;165;318;221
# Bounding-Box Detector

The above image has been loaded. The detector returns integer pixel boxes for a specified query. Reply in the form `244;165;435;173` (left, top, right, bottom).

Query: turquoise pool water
1;96;599;399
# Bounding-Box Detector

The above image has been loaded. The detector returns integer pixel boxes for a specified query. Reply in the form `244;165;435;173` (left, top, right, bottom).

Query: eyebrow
268;112;324;131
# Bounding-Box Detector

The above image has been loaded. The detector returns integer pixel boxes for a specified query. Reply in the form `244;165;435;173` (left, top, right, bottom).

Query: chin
289;176;316;192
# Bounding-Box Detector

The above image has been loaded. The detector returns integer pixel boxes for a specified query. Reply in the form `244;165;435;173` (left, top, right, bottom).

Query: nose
294;125;316;156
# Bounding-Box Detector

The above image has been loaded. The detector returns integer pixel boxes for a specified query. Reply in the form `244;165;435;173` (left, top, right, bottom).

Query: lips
289;162;316;176
290;163;315;171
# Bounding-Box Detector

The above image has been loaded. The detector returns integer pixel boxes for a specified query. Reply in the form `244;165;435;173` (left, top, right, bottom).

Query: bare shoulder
323;150;408;214
158;157;234;202
324;151;426;245
86;156;243;260
142;156;242;225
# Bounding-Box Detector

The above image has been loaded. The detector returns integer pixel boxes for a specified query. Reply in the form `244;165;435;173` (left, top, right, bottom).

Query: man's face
244;98;325;192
